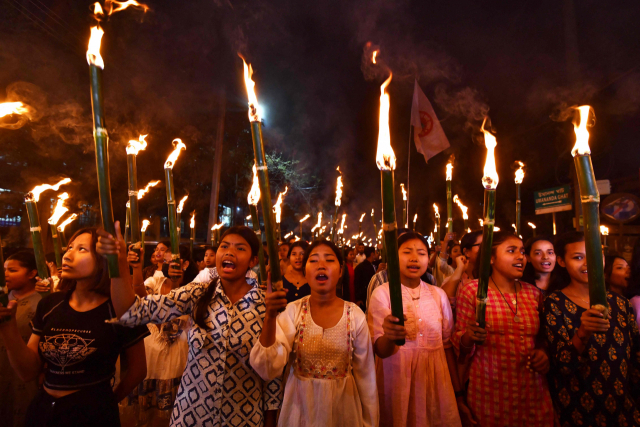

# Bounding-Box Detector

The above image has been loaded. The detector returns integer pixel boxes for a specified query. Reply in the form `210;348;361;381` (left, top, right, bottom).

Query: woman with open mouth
453;231;554;426
543;231;640;426
282;241;310;303
250;239;378;427
98;224;283;427
368;231;462;427
522;235;556;292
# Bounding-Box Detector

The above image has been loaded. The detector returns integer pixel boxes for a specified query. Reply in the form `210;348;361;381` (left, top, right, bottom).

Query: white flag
410;80;450;163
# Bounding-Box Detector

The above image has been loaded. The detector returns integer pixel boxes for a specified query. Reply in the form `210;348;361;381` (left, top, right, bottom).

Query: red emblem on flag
418;110;433;137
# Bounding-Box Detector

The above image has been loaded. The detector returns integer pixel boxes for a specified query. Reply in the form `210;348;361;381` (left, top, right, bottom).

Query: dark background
1;0;639;247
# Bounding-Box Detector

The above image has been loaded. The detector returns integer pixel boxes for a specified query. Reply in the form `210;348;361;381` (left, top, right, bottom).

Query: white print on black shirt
39;333;97;371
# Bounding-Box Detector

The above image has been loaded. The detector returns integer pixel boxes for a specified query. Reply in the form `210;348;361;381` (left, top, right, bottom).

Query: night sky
1;0;640;241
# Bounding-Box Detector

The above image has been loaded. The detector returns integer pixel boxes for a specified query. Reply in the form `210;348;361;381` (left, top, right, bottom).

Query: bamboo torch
433;204;441;248
453;195;469;233
249;164;268;283
164;139;186;275
24;178;70;290
600;225;609;256
124;201;130;247
332;167;343;242
126;134;147;253
375;71;404;345
475;118;500;334
299;214;310;241
514;161;525;236
190;211;196;257
241;57;283;290
572;106;608;317
48;193;69;269
446;160;454;235
528;222;537;237
57;213;78;248
400;184;408;228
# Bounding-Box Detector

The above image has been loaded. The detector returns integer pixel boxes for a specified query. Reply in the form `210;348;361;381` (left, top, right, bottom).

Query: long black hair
194;226;259;328
6;250;38;273
547;231;585;294
521;235;555;285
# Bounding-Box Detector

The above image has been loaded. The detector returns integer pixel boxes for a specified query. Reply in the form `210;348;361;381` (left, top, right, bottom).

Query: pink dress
452;280;555;427
368;281;461;427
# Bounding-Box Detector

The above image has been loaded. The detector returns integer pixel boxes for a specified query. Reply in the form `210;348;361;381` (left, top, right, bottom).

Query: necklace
491;277;521;323
406;285;421;301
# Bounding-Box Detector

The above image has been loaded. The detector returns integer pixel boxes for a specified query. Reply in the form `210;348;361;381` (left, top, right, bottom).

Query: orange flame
479;218;483;227
176;195;188;213
137;180;160;199
164;138;186;169
93;0;149;19
400;183;407;201
600;225;609;236
273;187;288;223
359;213;366;222
514;161;525;184
453;195;468;220
299;214;311;223
528;222;536;229
572;105;593;156
240;56;261;122
57;214;78;232
311;212;323;232
339;213;346;234
413;213;418;223
376;73;395;171
141;219;150;232
0;102;29;118
28;178;71;202
190;212;195;229
335;173;343;207
433;203;440;219
481;118;499;189
446;162;453;181
247;164;261;205
48;193;69;225
86;26;105;68
126;134;148;155
211;223;223;231
372;50;378;64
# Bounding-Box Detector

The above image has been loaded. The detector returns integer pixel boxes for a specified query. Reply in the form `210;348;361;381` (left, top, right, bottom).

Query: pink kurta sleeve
367;283;391;344
435;286;454;348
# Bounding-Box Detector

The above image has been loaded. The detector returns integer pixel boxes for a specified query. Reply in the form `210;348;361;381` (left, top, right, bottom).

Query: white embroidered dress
250;296;379;427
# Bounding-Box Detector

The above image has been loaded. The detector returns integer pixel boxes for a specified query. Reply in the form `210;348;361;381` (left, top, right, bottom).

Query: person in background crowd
0;251;42;427
0;228;149;427
250;240;378;427
354;242;366;268
459;230;482;283
453;231;554;426
121;244;194;426
543;231;640;427
193;246;213;272
521;236;556;292
279;241;291;276
282;241;310;303
341;246;356;301
368;232;463;426
626;238;640;329
353;246;378;311
99;225;282;427
142;241;171;281
430;237;458;286
604;255;630;296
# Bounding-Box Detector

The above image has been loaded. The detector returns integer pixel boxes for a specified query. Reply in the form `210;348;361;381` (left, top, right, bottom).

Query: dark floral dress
543;290;640;426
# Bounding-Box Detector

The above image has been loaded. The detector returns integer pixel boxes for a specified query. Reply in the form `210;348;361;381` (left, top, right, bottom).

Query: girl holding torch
453;231;554;426
368;232;464;426
543;232;640;426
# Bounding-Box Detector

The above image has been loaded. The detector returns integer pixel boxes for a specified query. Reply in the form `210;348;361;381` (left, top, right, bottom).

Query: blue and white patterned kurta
118;278;282;427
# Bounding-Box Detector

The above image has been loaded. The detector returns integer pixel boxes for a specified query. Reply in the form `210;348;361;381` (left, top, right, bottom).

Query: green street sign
534;185;573;215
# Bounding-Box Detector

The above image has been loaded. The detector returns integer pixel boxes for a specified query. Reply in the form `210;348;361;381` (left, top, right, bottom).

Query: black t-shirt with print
30;291;149;390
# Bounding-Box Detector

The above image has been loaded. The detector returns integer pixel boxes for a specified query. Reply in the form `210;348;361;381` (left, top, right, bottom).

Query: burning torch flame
164;138;186;169
479;218;483;227
339;214;346;234
273;187;288;223
481;118;499;189
240;57;261;122
413;213;418;222
126;134;148;155
314;212;323;231
600;225;609;236
28;178;72;202
248;164;261;206
376;73;395;171
359;213;366;222
446;162;453;181
137;180;160;199
48;193;69;225
514;161;525;184
572;105;593;156
400;183;407;201
141;219;150;232
57;214;78;232
177;195;188;214
211;223;223;231
0;102;29;118
433;203;440;219
528;222;536;229
87;26;105;69
335;168;343;207
372;50;378;64
494;226;501;231
453;195;469;220
300;214;310;223
512;223;516;230
190;212;195;229
284;232;293;239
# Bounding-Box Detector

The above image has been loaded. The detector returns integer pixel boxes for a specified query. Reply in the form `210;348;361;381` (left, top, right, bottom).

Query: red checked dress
452;280;555;426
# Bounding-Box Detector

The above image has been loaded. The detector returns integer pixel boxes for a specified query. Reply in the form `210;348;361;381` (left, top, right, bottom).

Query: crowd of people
1;221;640;427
